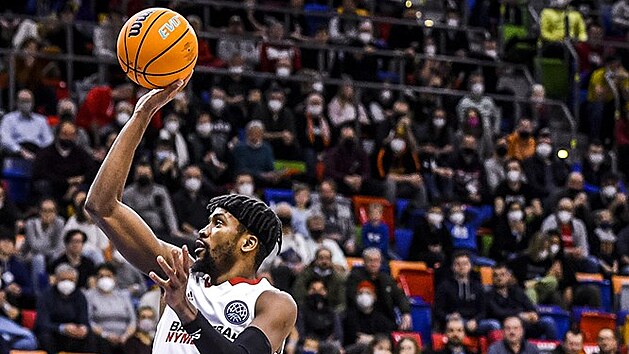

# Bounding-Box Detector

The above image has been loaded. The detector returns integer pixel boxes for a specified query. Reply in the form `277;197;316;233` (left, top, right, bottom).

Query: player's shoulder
258;288;298;318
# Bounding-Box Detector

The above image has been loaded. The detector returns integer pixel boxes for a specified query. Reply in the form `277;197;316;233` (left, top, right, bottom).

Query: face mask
447;18;459;27
427;212;444;226
507;170;521;183
485;49;497;58
557;211;572;224
229;66;244;74
58;138;74;150
303;350;318;354
599;222;612;230
314;266;332;277
536;143;552;158
425;45;436;56
381;90;392;102
185;178;202;192
196;122;212;137
211;98;225;111
312;82;324;93
356;293;375;310
156;150;173;162
433;117;446;128
539;249;549;259
276;67;291;77
137;175;151;187
519;131;531;139
358;32;372;43
589;153;604;165
390;138;406;153
97;276;116;292
238;183;254;196
550;244;560;255
268;99;283;112
310;230;324;240
496;145;508;157
307;104;323;116
602;185;617;198
471;83;484;96
165;121;179;134
450;212;465;225
17;101;33;114
138;318;155;333
57;279;76;295
508;210;524;222
116;112;131;125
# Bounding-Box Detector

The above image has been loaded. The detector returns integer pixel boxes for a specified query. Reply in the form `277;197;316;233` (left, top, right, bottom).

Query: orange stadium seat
389;260;427;280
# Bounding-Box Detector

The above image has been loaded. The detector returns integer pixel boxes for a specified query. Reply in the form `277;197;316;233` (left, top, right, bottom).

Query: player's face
192;208;243;278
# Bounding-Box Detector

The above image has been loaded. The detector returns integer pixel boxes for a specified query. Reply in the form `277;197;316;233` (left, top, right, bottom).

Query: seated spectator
122;306;156;354
296;277;343;344
456;73;500;151
552;331;584;354
522;130;570;198
490;201;542;262
291;184;313;239
172;165;213;239
310;180;356;253
328;0;369;44
596;329;619;354
589;174;626;212
507;118;536;161
591;210;619;278
487;317;540;354
217;15;259;69
439;9;469;56
387;7;425;53
335;20;381;83
346;248;412;334
109;246;147;298
259;21;301;73
62;190;109;265
189;112;232;183
445;203;493;263
579;140;612;188
295;93;332;183
76;83;134;137
434;315;474;354
408;204;452;269
253;86;299;161
344;280;398;347
36;263;91;353
0;89;53;159
0;282;38;351
0;184;21;231
157;113;190;170
85;263;136;354
487;264;556;339
0;228;33;308
303;214;347;272
47;230;97;289
230;172;259;199
395;336;421;354
446;135;488;205
366;335;393;354
494;159;542;220
484;136;508;193
612;0;629;35
434;251;499;334
361;203;391;259
292;247;346;313
327;83;369;134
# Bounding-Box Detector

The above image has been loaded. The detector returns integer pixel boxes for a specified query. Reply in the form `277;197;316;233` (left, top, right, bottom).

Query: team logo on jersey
224;300;249;325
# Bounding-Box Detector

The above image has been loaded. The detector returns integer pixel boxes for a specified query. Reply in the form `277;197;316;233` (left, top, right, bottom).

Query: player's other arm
85;79;189;277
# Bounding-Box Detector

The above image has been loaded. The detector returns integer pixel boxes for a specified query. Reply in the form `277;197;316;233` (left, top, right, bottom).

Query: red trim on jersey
228;277;262;286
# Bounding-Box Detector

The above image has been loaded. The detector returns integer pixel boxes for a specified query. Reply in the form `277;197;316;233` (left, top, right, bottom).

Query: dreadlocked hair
206;194;283;270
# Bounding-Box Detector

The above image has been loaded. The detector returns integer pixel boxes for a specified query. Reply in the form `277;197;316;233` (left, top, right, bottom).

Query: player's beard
191;238;237;283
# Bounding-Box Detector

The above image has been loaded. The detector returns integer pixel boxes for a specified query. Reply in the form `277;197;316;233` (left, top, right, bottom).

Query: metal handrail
563;38;580;132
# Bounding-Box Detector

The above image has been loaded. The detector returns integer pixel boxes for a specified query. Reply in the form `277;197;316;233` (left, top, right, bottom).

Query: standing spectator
522;130;570;198
484;136;509;193
122;306;156;354
31;120;97;203
296;93;332;182
456;73;501;147
434;252;500;334
434;315;474;354
122;162;181;244
217;15;259;69
0;89;53;159
336;20;380;82
552;331;584;354
596;329;619;354
438;9;469;56
575;24;606;74
328;0;369;44
408;204;452;268
259;21;301;73
579;141;613;188
540;0;588;57
310;180;356;253
302;214;348;272
85;263;137;354
327;83;369;133
487;317;540;354
36;263;91;353
172;165;213;238
47;230;97;289
506;118;536;161
611;0;629;35
296;278;343;343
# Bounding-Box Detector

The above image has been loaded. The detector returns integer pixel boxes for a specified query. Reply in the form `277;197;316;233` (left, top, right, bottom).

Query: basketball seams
142;27;191;77
133;9;169;83
143;54;197;87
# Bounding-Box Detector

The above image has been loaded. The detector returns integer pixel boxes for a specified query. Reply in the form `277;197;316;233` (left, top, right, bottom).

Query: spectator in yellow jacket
540;0;588;43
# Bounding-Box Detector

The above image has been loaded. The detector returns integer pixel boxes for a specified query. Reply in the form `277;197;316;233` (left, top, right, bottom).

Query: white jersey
153;274;284;354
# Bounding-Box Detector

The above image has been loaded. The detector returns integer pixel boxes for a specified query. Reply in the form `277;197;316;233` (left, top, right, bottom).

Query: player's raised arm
85;78;189;277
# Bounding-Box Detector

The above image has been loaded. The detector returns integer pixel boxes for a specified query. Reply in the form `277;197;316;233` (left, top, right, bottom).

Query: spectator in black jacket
408;204;453;269
581;141;612;188
490;201;542;262
345;248;412;332
522;130;570;199
172;165;214;239
47;230;97;289
297;277;343;344
552;331;584;354
486;264;557;339
434;251;499;334
435;315;475;354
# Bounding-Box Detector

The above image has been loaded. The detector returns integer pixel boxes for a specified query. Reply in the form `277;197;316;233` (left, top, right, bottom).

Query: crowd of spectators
0;0;628;354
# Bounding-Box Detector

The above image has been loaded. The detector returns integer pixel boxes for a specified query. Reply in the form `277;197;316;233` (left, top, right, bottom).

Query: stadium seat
20;309;37;330
535;57;570;101
398;268;435;304
578;279;612;312
391;331;423;348
346;257;364;270
396;199;410;222
409;297;432;347
352;196;395;240
579;311;617;343
394;228;413;260
389;260;427;280
432;333;484;353
303;3;331;36
263;188;294;207
576;273;604;282
479;266;493;287
613;276;629;295
2;157;33;204
538;306;570;340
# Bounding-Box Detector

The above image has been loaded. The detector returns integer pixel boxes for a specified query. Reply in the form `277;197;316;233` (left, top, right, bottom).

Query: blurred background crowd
0;0;628;353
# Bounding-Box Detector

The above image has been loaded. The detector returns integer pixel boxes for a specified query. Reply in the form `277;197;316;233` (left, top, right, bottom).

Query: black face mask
279;216;292;226
306;293;328;310
59;113;74;122
496;145;508;157
567;188;581;198
137;175;151;187
519;131;531;139
58;138;75;150
462;148;476;157
343;138;355;149
310;230;324;240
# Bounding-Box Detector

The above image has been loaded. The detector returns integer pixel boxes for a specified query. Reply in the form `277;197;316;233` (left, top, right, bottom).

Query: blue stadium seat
579;279;613;312
538;305;570;340
394;228;414;260
303;4;331;36
396;199;410;221
264;188;295;207
409;297;432;348
2;157;33;204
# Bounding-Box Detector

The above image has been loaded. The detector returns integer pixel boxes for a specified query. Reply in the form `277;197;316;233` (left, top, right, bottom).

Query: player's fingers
181;245;191;274
171;248;186;282
148;271;169;289
157;255;179;286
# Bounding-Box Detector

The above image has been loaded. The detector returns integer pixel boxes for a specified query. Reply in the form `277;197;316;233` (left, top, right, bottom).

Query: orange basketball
117;8;198;88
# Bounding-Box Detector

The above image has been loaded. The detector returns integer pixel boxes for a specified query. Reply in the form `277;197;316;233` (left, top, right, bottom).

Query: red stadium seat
398;268;434;304
391;331;423;348
352;196;395;240
20;309;37;330
579;311;616;343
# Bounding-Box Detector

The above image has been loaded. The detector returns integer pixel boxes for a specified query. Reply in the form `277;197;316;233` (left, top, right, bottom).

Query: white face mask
196;122;212;137
238;183;254;196
312;82;324;93
211;98;225;111
356;293;375;310
268;99;283;112
57;279;76;295
447;18;459;27
508;210;524;222
602;185;617;198
381;90;392;102
471;83;485;96
229;66;244;74
507;170;521;183
450;212;465;225
589;153;604;165
425;45;436;56
536;143;552;158
116;112;131;125
358;32;372;43
557;210;572;224
165;120;179;134
427;212;444;226
307;104;323;116
539;249;549;259
276;67;291;77
485;49;497;58
550;244;560;255
138;318;156;333
390;138;406;153
97;276;116;293
185;177;202;192
433;117;446;128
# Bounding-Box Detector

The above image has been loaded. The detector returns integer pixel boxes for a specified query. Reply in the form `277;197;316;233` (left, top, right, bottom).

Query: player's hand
149;245;198;324
135;73;192;116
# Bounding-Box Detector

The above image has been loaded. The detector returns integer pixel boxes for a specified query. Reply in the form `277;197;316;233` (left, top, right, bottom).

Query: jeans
0;316;38;350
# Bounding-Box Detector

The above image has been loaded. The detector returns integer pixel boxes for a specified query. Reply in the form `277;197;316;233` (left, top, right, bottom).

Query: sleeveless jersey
153;274;284;354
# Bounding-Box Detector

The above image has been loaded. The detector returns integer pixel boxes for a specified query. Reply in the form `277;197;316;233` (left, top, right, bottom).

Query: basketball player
85;77;297;354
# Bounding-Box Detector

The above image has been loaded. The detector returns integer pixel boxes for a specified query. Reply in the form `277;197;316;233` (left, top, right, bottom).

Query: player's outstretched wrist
175;301;198;325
